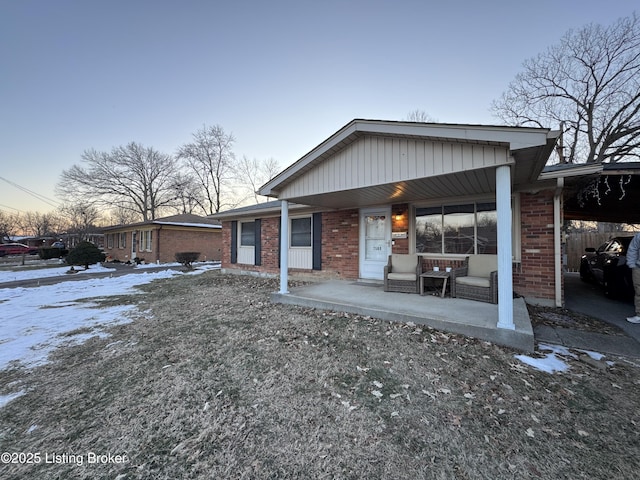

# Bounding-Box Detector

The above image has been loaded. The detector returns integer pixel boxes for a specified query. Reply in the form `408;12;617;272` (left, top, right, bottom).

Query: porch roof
259;119;559;208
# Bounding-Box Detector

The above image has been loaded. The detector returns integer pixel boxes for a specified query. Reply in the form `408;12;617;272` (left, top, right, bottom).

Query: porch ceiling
282;168;498;209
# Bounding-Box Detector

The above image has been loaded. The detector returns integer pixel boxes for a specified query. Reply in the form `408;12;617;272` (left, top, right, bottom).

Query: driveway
564;272;639;343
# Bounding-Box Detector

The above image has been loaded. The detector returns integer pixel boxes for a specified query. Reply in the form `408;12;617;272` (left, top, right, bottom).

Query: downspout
156;225;162;264
553;177;564;307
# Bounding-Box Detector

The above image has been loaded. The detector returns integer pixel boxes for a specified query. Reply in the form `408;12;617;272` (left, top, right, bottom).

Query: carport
541;162;640;224
539;162;640;351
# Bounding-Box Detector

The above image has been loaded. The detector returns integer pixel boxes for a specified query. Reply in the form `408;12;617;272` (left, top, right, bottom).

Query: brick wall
322;209;360;278
391;203;409;254
157;227;221;263
222;210;361;279
105;227;221;264
220;193;560;303
514;191;558;302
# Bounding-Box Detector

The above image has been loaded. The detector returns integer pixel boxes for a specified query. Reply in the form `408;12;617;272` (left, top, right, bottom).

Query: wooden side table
420;270;451;298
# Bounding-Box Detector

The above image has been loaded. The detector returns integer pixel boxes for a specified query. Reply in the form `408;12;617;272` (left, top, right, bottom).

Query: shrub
66;241;106;269
175;251;200;269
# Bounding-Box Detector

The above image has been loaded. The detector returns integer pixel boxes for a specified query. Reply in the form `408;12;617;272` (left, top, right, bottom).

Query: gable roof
102;213;221;231
259;119;559;208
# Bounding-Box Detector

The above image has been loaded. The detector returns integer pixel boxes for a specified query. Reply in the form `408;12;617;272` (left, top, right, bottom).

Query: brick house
102;213;222;264
213;119;563;330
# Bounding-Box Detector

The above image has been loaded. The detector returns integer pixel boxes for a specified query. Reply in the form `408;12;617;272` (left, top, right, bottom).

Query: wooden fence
564;232;616;272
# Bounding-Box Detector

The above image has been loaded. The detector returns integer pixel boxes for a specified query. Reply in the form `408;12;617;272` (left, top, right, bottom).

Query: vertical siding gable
280;136;508;198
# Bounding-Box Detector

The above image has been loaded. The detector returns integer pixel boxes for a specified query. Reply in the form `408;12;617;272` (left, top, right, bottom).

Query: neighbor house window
142;230;153;251
119;232;127;248
240;221;255;246
415;202;497;255
290;217;312;247
107;234;114;249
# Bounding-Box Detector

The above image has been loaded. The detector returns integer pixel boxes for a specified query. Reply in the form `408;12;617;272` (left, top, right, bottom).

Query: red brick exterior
513;191;558;302
221;194;559;302
321;209;359;278
391;203;410;254
222;210;360;279
104;226;221;264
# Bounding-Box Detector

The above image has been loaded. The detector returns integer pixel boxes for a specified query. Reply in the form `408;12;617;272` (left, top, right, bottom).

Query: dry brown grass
1;271;639;479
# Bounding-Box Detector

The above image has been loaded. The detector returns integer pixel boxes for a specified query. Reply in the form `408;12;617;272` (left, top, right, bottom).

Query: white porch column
496;165;514;330
279;200;289;294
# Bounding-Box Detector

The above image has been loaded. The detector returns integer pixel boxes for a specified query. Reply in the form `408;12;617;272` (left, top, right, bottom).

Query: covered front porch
272;279;534;352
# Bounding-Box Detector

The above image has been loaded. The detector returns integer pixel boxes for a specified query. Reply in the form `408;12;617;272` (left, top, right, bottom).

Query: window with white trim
240;221;255;246
141;230;153;251
290;217;312;247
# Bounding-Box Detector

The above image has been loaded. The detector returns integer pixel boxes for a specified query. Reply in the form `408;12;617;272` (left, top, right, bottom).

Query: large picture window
240;221;255;246
416;202;497;255
290;217;312;247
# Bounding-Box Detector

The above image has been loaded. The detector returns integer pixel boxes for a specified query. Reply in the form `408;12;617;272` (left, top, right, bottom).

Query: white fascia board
259;121;359;196
539;163;603;180
153;222;221;229
357;120;551;150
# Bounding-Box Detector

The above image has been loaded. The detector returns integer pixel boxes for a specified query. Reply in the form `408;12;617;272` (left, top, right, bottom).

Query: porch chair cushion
451;254;498;303
384;254;422;293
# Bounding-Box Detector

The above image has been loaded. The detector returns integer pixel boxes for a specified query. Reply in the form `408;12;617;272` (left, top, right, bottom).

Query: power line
0;203;24;213
0;176;60;209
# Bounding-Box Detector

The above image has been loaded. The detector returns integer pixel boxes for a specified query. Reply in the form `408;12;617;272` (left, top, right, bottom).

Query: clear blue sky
0;0;636;213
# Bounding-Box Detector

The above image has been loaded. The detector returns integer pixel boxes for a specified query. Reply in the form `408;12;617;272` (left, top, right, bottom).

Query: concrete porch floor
271;280;534;352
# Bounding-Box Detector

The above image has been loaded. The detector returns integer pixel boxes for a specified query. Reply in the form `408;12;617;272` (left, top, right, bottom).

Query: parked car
51;241;66;249
580;236;634;299
0;243;40;256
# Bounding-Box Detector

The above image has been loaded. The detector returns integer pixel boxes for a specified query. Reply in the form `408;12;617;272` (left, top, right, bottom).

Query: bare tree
492;13;640;164
106;206;140;226
57;142;178;221
177;125;236;214
234;156;281;204
168;171;206;215
59;203;102;241
20;211;61;237
0;210;20;242
404;109;437;123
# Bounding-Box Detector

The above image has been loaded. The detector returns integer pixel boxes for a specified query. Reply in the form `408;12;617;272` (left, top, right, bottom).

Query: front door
131;231;137;260
359;207;392;280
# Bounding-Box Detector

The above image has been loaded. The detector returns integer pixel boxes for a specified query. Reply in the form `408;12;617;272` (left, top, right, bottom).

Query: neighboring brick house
213;119;564;330
102;214;221;264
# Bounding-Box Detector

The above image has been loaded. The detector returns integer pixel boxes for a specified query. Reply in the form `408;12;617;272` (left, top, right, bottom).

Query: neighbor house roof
102;213;221;232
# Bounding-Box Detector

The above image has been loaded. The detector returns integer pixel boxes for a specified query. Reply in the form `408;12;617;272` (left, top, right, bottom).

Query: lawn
1;271;639;479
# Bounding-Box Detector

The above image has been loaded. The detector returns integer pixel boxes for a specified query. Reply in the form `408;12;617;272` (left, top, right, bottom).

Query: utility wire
0;203;24;213
0;176;60;209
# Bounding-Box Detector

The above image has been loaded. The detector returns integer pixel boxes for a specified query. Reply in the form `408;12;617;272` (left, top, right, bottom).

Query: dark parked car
580;236;634;299
0;243;40;256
